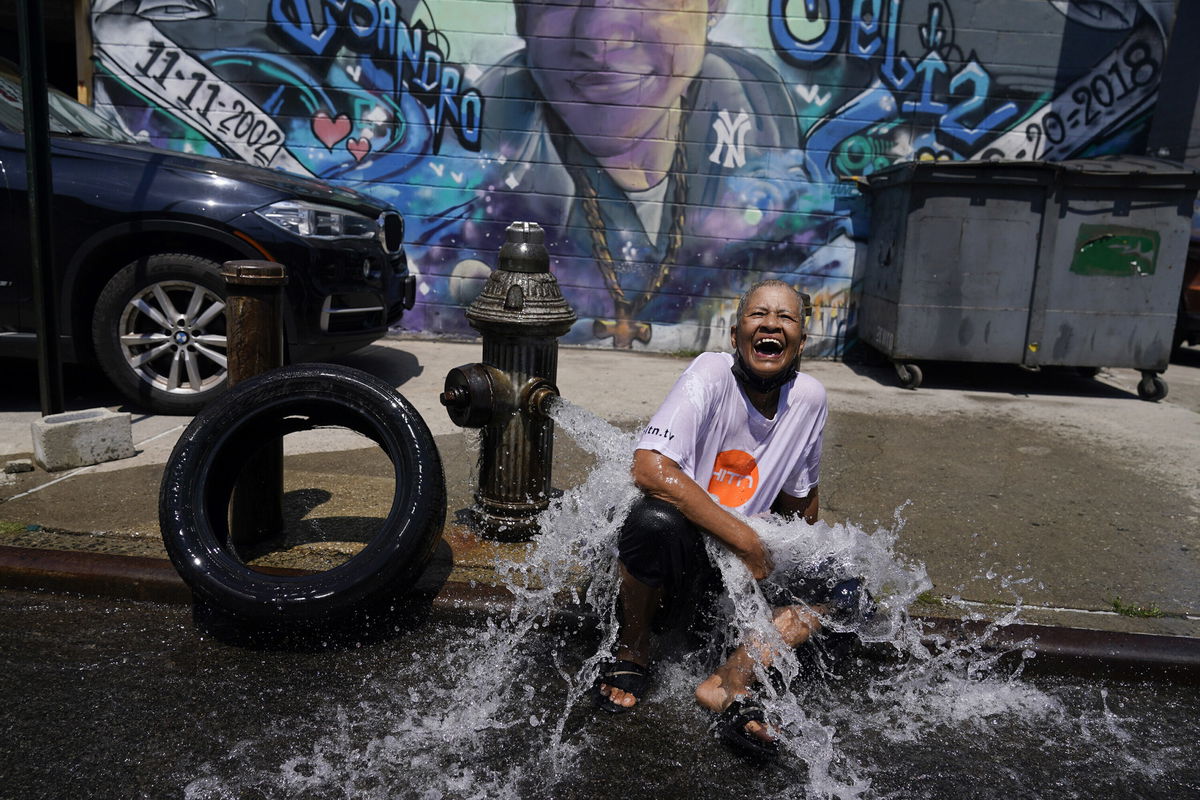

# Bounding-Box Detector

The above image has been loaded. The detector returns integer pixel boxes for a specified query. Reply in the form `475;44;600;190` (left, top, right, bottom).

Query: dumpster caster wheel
1137;373;1167;402
895;362;922;390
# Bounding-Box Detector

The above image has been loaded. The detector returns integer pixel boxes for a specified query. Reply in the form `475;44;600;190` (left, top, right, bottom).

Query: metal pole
220;260;288;552
18;0;64;415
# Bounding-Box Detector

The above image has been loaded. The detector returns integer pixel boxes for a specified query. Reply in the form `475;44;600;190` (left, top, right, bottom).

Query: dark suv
0;66;414;414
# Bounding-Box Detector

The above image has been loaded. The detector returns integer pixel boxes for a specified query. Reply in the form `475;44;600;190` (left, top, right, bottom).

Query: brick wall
89;0;1181;354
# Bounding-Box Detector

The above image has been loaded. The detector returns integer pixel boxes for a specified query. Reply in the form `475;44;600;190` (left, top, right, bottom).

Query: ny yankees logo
709;109;752;168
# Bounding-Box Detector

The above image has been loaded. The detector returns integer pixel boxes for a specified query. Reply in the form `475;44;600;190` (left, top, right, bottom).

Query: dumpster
854;156;1200;400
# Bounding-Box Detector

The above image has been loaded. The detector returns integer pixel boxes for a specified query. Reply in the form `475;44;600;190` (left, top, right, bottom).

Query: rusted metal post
220;260;287;551
441;222;576;541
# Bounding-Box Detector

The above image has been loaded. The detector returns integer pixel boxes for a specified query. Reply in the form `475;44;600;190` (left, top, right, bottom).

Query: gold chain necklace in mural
570;111;689;349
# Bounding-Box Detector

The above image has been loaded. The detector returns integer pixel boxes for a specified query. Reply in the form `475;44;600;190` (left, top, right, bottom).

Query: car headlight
255;200;377;241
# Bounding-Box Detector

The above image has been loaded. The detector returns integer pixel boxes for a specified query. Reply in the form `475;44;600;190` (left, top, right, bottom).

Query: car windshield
0;70;136;143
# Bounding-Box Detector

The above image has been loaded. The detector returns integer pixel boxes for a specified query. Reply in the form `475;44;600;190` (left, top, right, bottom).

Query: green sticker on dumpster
1071;224;1159;276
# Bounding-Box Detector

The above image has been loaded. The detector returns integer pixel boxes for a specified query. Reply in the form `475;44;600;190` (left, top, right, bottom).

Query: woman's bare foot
598;683;639;708
595;655;650;712
695;673;774;744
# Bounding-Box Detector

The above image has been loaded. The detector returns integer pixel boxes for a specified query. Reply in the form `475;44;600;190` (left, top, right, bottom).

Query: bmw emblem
174;331;190;345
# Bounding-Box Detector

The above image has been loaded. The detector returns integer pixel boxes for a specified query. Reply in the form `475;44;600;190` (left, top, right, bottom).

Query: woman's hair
735;280;812;327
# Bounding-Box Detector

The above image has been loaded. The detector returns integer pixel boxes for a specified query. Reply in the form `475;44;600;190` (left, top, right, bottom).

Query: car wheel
92;254;229;415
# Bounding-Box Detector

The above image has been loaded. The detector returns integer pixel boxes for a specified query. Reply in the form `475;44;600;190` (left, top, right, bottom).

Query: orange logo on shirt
708;449;759;507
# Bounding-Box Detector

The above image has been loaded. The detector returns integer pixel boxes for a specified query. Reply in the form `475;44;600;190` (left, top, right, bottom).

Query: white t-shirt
635;352;827;516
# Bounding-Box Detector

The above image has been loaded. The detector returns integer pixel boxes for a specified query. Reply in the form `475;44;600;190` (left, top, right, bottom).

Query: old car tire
158;363;446;624
92;254;230;415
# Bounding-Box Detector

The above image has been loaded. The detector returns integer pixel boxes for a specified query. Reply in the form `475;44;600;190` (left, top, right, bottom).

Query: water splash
183;399;1164;800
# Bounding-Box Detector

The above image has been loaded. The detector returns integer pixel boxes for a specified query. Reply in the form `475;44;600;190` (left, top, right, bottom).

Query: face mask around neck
730;351;797;394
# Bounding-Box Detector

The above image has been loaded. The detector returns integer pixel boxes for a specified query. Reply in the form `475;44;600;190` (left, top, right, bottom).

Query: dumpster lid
1055;155;1200;189
1056;155;1196;175
857;155;1200;191
857;159;1057;190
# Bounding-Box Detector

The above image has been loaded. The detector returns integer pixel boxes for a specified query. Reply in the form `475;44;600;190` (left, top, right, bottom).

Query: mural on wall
89;0;1174;354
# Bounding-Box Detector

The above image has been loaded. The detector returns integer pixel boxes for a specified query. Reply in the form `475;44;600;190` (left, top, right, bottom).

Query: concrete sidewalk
1;337;1198;639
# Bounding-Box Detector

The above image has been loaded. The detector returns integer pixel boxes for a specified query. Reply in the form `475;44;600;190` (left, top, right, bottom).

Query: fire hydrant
440;221;577;540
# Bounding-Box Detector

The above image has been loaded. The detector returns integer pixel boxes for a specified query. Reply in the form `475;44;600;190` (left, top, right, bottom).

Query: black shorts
618;495;874;629
617;495;721;633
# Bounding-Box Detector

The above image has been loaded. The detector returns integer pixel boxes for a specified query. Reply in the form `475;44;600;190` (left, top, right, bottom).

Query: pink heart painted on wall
347;138;371;162
312;111;351;150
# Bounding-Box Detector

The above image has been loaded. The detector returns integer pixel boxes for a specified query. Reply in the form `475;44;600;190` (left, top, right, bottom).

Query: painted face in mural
516;0;726;163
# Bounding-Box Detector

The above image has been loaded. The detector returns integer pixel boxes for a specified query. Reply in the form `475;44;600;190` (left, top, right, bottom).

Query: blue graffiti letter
880;0;915;90
940;60;1020;148
902;51;949;114
850;0;882;60
770;0;842;67
269;0;336;56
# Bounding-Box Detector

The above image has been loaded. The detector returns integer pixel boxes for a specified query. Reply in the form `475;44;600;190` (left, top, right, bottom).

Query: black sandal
712;695;780;762
592;659;650;714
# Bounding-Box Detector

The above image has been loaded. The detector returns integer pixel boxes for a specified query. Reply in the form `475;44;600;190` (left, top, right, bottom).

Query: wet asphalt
2;589;1198;800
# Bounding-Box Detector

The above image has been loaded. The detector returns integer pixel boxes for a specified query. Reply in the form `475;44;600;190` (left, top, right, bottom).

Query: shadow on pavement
0;357;128;413
0;343;424;417
326;343;424;387
839;345;1138;400
1171;343;1200;368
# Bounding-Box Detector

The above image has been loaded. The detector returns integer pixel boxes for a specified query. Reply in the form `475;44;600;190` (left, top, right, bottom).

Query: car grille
320;294;386;333
378;212;404;254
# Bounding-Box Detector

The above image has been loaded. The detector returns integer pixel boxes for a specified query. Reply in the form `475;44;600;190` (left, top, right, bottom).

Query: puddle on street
2;403;1197;799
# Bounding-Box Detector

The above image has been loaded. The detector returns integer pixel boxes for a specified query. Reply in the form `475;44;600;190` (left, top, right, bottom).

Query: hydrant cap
497;221;549;274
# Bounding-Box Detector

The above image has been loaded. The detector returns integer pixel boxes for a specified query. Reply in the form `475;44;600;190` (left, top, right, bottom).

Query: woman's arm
631;448;774;579
771;486;819;524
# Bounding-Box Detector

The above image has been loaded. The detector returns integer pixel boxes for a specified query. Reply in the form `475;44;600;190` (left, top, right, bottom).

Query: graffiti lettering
978;20;1162;161
879;0;916;89
98;25;306;172
941;61;1019;148
268;0;335;53
849;0;882;59
269;0;482;152
769;0;842;66
903;51;949;115
786;1;1040;174
772;0;916;86
132;41;285;164
1041;38;1160;149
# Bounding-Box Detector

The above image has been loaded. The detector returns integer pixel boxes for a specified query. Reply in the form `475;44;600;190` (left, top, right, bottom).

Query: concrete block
31;408;136;472
4;459;34;474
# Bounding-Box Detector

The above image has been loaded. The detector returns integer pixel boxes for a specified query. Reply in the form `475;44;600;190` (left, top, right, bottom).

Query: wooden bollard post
220;260;287;552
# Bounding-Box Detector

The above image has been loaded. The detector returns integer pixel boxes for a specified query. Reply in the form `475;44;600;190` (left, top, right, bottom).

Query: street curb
0;545;193;604
919;617;1200;683
2;545;1197;682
